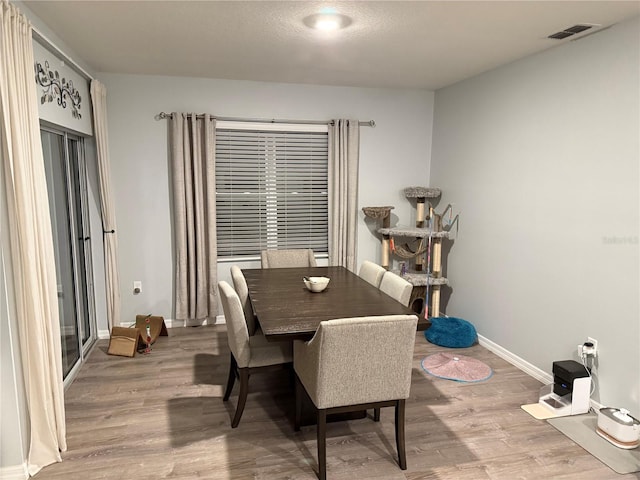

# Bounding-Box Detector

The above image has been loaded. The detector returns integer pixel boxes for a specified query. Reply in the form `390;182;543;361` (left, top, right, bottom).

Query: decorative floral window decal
35;60;82;119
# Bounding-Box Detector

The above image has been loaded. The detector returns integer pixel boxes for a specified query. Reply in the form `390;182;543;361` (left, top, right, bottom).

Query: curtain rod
156;112;375;128
31;28;94;81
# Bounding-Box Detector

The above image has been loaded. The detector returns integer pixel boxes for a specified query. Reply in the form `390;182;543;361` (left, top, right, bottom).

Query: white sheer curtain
328;119;360;271
0;0;66;474
90;80;121;330
169;113;217;324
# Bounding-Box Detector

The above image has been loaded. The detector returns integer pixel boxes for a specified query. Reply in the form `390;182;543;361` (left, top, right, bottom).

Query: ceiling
23;1;640;90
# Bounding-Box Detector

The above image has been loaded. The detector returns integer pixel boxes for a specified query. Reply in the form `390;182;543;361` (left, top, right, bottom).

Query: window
215;122;328;258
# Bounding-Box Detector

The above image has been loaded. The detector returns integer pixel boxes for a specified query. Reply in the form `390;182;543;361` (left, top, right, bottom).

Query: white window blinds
215;123;328;258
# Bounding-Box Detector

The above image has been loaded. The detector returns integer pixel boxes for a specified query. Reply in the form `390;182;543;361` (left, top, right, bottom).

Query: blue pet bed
425;316;477;348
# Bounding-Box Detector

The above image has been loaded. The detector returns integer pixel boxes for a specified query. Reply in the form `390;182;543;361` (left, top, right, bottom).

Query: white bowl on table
303;276;330;293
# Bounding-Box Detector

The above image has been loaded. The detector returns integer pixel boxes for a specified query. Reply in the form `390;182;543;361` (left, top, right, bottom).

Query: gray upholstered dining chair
358;260;386;287
379;271;413;307
218;281;293;428
293;314;418;480
260;248;317;268
230;265;259;336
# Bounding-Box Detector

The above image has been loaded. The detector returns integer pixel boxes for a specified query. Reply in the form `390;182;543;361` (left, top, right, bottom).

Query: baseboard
478;334;605;412
105;316;226;334
164;316;225;328
590;398;605;411
0;463;28;480
478;334;552;385
98;329;110;339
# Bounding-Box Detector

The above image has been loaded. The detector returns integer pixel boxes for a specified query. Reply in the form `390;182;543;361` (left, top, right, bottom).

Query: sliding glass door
41;126;96;379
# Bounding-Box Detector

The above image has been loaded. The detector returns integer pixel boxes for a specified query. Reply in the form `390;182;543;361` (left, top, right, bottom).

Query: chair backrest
358;260;386;288
379;271;413;307
261;249;317;268
295;315;418;409
230;265;257;335
218;281;251;367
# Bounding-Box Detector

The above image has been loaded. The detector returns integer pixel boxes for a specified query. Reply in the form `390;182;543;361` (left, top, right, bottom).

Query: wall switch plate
133;281;142;294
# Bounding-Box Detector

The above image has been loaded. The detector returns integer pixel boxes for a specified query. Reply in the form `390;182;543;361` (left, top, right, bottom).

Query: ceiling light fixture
303;12;352;31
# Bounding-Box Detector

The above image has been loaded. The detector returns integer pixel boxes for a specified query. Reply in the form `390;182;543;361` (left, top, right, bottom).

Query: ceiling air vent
548;24;593;40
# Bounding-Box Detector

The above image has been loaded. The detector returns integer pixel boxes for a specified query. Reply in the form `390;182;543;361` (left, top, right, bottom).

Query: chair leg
223;353;237;401
395;399;407;470
288;363;296;388
294;376;302;432
231;368;250;428
317;409;327;480
373;407;381;422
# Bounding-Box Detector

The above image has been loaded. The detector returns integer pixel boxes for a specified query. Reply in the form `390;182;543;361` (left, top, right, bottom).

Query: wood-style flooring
35;325;627;479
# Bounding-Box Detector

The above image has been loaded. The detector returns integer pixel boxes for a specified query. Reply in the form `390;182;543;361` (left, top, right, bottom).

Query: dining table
242;266;430;341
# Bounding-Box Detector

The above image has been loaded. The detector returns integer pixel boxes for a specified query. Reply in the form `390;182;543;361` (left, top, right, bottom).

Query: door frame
40;122;98;387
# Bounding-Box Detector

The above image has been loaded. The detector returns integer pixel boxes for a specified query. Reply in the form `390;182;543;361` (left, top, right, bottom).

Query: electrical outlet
577;337;598;359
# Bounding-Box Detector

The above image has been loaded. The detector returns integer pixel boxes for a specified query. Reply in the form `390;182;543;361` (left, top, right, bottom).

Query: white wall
431;17;639;414
99;74;434;323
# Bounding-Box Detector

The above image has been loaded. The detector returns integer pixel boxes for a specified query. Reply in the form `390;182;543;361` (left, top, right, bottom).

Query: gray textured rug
548;412;640;475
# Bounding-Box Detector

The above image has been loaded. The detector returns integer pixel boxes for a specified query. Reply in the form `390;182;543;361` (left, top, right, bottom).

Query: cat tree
362;187;458;317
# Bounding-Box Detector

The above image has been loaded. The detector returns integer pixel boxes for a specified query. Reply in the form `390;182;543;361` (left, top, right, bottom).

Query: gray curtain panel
328;119;360;271
170;113;217;323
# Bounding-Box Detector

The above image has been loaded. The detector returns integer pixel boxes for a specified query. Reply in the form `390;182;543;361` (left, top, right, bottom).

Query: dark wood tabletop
242;266;428;341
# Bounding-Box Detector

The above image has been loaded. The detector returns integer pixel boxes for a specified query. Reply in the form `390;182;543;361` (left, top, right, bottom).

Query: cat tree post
430;213;443;317
381;235;390;269
416;198;425;228
362;206;394;270
404;187;440;273
415;198;425;271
